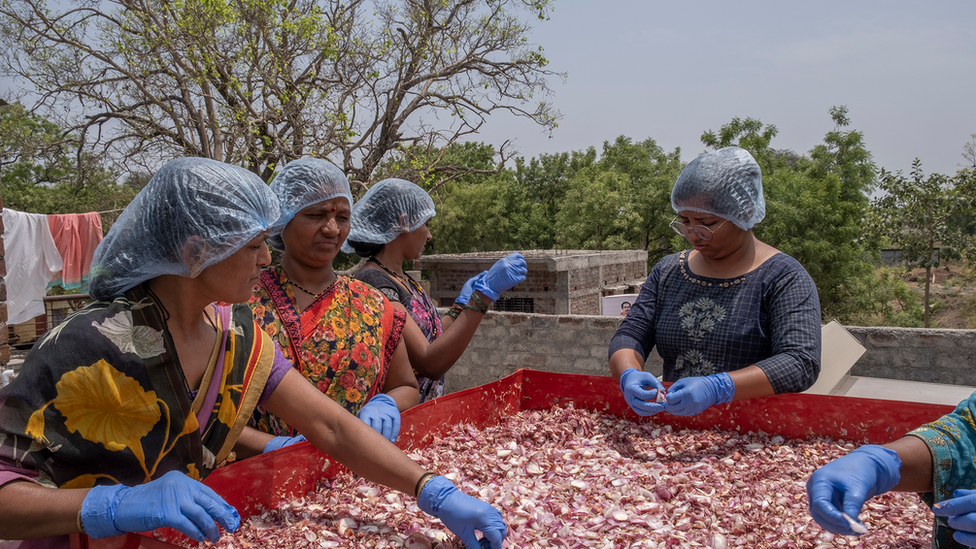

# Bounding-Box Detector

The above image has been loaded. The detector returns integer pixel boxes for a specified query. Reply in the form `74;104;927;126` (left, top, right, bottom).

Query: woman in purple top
343;178;526;402
609;147;822;418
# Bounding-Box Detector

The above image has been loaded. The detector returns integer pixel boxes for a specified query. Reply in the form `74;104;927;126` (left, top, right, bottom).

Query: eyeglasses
669;216;729;241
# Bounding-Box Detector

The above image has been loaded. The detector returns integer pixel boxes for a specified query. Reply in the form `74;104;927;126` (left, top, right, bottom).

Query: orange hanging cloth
47;212;104;291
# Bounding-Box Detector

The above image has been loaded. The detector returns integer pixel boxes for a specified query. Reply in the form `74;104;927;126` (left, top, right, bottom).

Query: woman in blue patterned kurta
808;394;976;547
608;147;822;417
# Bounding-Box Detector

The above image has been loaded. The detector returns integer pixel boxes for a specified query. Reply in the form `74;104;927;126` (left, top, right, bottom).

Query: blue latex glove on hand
619;368;666;416
418;475;507;549
456;271;488;306
357;393;401;442
80;470;240;541
934;489;976;547
663;373;735;416
473;253;527;301
263;434;306;453
806;444;901;535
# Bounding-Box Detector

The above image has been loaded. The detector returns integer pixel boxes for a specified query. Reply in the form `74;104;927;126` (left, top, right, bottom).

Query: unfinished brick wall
0;197;8;366
602;260;646;286
418;250;648;316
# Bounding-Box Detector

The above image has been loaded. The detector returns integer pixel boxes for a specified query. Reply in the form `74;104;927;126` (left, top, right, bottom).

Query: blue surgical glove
663;372;735;416
80;470;240;541
418;475;508;549
934;489;976;547
619;368;666;417
263;434;306;453
357;393;401;442
473;253;527;301
456;271;488;305
806;445;901;535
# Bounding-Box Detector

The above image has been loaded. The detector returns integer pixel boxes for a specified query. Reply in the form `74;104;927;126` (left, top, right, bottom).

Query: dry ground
900;261;976;329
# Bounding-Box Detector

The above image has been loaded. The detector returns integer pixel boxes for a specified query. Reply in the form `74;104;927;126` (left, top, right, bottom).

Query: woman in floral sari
249;158;418;443
0;158;506;549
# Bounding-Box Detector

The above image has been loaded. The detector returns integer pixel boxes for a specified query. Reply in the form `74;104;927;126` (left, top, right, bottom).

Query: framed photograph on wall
602;294;639;317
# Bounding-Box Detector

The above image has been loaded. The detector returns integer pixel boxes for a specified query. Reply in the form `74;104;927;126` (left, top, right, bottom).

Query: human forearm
413;309;485;379
0;480;87;539
267;370;426;495
386;385;420;412
234;426;276;460
609;349;645;381
887;435;934;493
726;365;776;401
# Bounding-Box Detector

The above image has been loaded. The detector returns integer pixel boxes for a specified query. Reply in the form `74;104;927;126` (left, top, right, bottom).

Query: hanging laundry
47;211;103;291
1;208;63;325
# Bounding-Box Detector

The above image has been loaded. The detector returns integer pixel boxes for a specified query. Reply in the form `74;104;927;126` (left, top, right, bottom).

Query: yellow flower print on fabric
54;360;161;453
331;316;348;339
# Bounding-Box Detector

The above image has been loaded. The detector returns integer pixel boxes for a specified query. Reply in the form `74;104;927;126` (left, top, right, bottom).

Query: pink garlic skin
190;405;933;548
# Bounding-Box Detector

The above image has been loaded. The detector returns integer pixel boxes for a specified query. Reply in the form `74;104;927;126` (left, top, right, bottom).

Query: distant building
414;249;648;315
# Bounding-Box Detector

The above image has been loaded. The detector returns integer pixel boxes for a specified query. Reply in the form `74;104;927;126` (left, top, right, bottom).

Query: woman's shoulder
353;267;412;305
759;252;811;277
649;251;684;276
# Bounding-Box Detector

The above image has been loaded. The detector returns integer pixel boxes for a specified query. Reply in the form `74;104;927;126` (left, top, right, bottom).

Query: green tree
597;136;683;263
510;148;597;249
873;159;975;327
0;0;562;182
553;166;641;250
0;103;134;227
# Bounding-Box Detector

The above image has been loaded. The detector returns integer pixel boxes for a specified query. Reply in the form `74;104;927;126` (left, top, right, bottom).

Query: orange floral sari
248;267;405;436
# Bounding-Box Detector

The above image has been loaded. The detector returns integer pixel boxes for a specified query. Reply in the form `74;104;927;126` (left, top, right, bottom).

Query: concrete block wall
418;250;649;316
441;310;663;394
846;326;976;386
441;311;976;395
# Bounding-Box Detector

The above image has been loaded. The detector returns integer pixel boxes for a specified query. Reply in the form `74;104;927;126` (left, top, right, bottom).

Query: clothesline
95;208;125;214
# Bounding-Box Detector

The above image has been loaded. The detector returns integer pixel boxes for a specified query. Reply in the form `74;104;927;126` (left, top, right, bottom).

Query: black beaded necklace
289;273;339;297
368;257;415;291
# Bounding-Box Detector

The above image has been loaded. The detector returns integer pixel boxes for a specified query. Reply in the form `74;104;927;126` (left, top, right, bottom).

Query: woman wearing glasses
608;146;822;417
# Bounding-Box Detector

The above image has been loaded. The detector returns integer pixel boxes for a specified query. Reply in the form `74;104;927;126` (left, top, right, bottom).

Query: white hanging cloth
2;208;63;324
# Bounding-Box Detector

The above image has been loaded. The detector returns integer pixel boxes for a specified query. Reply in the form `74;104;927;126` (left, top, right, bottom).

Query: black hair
346;239;385;258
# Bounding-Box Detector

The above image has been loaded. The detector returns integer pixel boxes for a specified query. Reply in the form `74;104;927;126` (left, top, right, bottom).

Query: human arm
0;472;240;542
0;478;87;539
234;426;277;459
806;436;930;535
805;390;976;537
395;297;489;380
381;338;420;411
358;340;417;442
264;368;507;548
752;258;822;394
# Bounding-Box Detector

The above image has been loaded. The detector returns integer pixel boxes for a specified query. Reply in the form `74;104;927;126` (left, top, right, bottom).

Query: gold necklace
678;250;746;288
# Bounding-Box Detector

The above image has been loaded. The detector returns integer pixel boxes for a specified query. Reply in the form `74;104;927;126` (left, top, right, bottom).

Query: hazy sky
474;1;976;176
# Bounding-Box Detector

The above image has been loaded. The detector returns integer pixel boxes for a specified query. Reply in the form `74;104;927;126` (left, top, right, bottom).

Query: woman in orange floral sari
249;158;418;443
0;158;505;549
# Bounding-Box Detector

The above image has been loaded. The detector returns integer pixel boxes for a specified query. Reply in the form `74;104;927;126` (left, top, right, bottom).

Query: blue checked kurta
609;250;822;393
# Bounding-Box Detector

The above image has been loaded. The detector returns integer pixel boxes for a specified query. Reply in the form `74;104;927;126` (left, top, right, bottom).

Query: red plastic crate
74;369;957;548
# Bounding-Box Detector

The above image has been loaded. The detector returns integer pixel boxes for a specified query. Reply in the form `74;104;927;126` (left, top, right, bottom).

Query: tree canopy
0;0;562;182
0;102;133;224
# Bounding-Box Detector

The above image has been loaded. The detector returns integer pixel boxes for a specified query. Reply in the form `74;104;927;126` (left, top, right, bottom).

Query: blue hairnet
267;158;353;250
671;146;766;230
89;157;279;300
341;178;436;253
